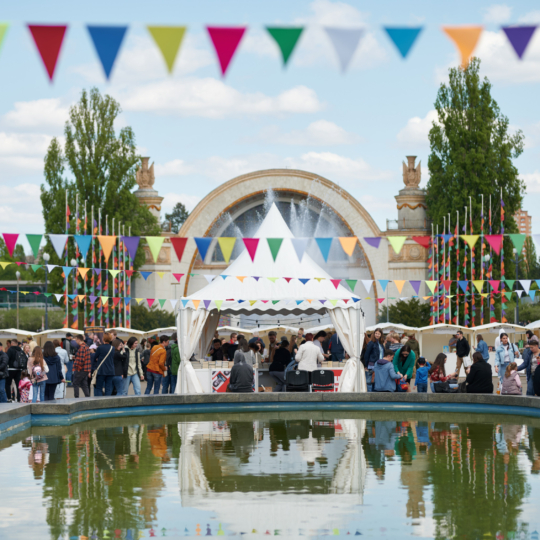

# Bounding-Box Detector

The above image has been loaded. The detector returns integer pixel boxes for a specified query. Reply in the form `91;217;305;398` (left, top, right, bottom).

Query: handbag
91;347;113;386
462;356;472;368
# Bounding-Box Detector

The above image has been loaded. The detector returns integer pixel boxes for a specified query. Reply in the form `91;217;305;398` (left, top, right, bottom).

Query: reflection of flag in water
501;194;507;323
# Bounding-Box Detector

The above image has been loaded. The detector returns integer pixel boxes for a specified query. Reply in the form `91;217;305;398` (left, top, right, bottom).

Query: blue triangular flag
140;271;152;281
124;297;131;304
530;290;536;300
87;25;128;79
74;235;93;259
441;234;453;244
384;27;422;58
194;237;212;261
299;278;310;285
238;299;245;303
291;238;310;262
458;281;469;293
352;297;361;303
296;300;303;305
315;238;333;262
221;275;228;280
68;294;77;300
181;299;189;307
379;279;389;292
62;266;73;277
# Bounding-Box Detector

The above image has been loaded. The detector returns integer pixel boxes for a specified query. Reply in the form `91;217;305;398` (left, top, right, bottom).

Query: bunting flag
530;290;536;301
502;26;537;59
157;299;166;309
489;280;500;293
324;27;364;72
243;238;259;262
87;25;128;79
393;280;406;294
170;299;178;311
409;280;422;295
62;266;73;277
388;236;407;255
291;238;310;262
345;279;357;291
485;234;503;255
31;264;41;272
74;235;92;259
266;238;283;261
146;236;165;263
338;237;357;256
181;299;189;308
192;299;201;310
330;279;341;289
505;279;515;290
173;273;184;282
441;280;452;293
266;27;303;66
54;293;63;302
521;280;532;294
147;26;186;73
299;278;310;285
49;234;69;259
2;233;18;257
97;235;116;263
377;298;385;304
442;26;483;67
109;269;120;278
101;296;108;306
384;27;422;58
28;25;67;80
78;268;90;279
425;280;438;294
121;236;140;261
509;234;526;254
236;276;247;283
218;237;236;263
457;281;468;293
204;275;215;284
206;26;246;75
361;279;373;292
25;234;42;258
0;23;7;53
363;237;381;249
147;298;155;308
139;271;152;281
472;280;484;293
194;237;212;261
315;238;333;262
379;279;389;292
215;300;223;311
461;235;480;249
412;236;430;249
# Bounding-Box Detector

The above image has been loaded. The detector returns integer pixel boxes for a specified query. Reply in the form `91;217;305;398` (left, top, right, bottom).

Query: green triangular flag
146;236;166;263
26;234;42;258
266;27;304;66
158;299;166;308
147;26;187;73
505;292;513;301
266;238;284;261
267;277;278;283
215;300;223;311
388;236;407;255
272;300;279;305
31;264;42;272
43;292;52;298
329;299;338;306
0;24;8;54
189;273;197;277
505;279;515;290
345;279;357;291
109;269;120;278
101;296;108;305
508;234;526;255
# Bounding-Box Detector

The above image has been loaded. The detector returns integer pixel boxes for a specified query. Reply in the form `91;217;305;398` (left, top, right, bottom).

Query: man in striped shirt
73;335;92;398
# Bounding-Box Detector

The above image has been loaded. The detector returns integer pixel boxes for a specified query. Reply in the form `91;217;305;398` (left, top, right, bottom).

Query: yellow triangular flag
480;293;489;298
461;235;480;249
329;299;338;306
314;277;325;282
215;300;223;311
425;280;438;294
101;296;108;306
249;300;257;306
393;280;406;294
147;26;187;73
0;262;11;269
192;299;200;310
135;298;144;304
387;236;407;255
157;272;166;279
218;237;236;263
472;280;484;293
236;276;246;283
442;26;483;67
20;291;29;295
338;237;357;256
423;296;431;300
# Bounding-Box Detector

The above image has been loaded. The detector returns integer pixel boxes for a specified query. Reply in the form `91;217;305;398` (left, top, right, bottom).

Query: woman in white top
295;333;324;372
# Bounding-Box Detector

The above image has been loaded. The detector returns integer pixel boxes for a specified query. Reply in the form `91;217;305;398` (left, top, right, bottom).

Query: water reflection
3;414;540;538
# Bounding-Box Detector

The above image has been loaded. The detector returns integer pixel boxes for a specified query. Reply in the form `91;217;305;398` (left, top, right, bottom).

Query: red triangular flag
485;234;503;255
412;236;431;249
207;26;246;76
243;238;259;262
112;297;121;307
330;279;341;289
442;280;452;292
173;273;184;283
171;237;188;262
2;233;19;257
343;299;349;304
284;277;293;283
28;25;67;81
125;270;134;278
488;280;500;293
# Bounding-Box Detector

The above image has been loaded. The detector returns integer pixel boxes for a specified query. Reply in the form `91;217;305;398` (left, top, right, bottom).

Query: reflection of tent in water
178;419;366;534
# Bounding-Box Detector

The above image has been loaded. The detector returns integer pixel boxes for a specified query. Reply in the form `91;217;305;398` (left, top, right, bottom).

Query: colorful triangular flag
384;27;422;58
266;27;303;66
87;25;128;79
324;27;364;72
206;26;246;76
147;25;186;73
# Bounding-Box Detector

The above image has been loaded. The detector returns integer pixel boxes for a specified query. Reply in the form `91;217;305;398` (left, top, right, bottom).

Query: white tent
472;322;527;335
176;203;366;394
365;322;418;333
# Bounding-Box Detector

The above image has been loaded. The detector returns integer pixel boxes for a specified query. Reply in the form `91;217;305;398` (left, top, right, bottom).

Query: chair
311;369;335;392
285;370;310;392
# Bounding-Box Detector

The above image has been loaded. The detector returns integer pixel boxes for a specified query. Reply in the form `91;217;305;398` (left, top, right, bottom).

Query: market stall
34;328;84;346
365;322;418;334
105;327;146;341
0;328;36;343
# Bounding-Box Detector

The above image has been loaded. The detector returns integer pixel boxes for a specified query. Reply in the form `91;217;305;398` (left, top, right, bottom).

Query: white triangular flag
324;27;365;72
204;275;216;284
361;279;373;293
520;280;532;294
290;238;310;262
516;290;524;298
48;234;69;259
46;265;58;273
54;293;63;302
169;299;178;311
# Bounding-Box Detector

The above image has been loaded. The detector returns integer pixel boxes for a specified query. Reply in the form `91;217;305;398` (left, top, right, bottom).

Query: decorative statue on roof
136;157;155;189
402;156;421;189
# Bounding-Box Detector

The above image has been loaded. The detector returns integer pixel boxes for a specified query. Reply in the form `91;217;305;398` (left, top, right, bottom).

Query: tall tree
378;298;431;327
164;202;189;233
40;87;161;292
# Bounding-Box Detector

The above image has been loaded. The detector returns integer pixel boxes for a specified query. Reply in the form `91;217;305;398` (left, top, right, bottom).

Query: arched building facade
133;158;430;327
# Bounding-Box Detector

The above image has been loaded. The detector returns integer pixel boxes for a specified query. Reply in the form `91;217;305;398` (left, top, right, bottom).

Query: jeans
32;381;46;402
416;383;427;393
72;371;90;398
527;378;534;396
145;372;162;395
431;381;459;393
112;376;124;395
94;374;114;396
171;375;178;394
44;383;57;401
366;369;373;392
0;378;7;403
161;373;172;394
66;360;73;387
270;371;286;392
123;375;141;396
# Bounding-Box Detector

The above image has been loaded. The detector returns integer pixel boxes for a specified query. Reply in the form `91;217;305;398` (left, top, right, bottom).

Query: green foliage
131;304;175;331
164;202;189;234
377;298;431;327
41;87;161;293
0;238;34;281
0;308;64;332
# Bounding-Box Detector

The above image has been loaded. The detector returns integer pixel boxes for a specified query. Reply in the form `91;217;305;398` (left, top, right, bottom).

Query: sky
2;0;540;242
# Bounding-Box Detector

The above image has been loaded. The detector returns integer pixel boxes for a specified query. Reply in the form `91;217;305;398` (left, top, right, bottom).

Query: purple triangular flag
502;26;537;59
363;237;381;248
94;268;101;275
252;276;260;281
203;300;211;309
320;299;327;304
89;295;97;304
121;236;140;260
409;280;422;295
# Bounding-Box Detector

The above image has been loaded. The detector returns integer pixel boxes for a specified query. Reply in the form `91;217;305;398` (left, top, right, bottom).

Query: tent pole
180;306;185;395
356;304;362;393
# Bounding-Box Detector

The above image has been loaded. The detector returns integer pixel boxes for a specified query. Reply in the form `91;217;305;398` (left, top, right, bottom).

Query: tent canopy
472;322;527;334
417;323;472;335
365;322;418;333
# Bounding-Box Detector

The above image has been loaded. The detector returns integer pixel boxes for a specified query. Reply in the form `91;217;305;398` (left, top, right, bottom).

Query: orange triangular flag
442;26;483;67
338;237;357;257
393;280;406;294
236;276;246;283
192;299;201;309
98;235;117;263
77;295;85;302
77;268;90;279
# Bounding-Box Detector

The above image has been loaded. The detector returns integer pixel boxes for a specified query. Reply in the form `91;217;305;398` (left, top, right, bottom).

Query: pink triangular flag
377;298;385;304
173;273;184;282
147;298;155;308
330;279;341;289
207;26;246;76
243;238;259;262
485;234;503;255
488;280;500;293
2;233;19;257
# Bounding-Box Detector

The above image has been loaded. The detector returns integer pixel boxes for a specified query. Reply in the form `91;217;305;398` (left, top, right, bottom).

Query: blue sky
2;0;540;240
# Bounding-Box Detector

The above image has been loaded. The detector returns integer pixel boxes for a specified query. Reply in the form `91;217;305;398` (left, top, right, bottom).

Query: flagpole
442;217;445;324
73;193;79;330
464;204;468;328
65;189;69;328
489;195;494;322
98;208;103;328
122;224;126;328
469;196;474;327
112;217;116;329
127;225;131;328
456;210;460;326
91;205;95;326
106;215;109;329
430;223;434;325
480;194;484;326
84;199;88;328
447;212;451;324
501;187;506;323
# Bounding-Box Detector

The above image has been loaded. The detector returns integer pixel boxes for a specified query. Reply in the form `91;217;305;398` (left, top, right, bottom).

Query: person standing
269;339;291;392
92;333;115;396
112;339;127;395
28;336;38;354
72;335;92;398
328;331;345;363
313;331;330;359
7;339;25;402
229;349;254;393
170;337;180;394
145;335;169;395
43;341;64;401
29;347;48;403
455;330;471;377
414;358;429;393
161;334;175;394
373;348;402;392
0;342;8;403
407;334;420;358
495;333;520;385
210;339;224;361
122;337;144;396
475;334;490;361
518;335;540;395
248;331;265;352
365;329;385;392
266;331;278;364
295;333;324;373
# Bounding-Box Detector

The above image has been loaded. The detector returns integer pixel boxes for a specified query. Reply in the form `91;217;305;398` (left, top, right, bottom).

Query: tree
164;202;189;233
131;304;175;331
41;87;161;293
523;237;540;280
377;298;431;327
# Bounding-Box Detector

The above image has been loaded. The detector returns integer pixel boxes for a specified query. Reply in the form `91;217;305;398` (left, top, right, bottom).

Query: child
501;361;522;395
414;357;430;393
18;370;32;403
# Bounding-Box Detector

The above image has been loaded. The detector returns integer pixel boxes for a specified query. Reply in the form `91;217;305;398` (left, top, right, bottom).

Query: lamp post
43;252;50;330
15;271;20;329
514;248;519;325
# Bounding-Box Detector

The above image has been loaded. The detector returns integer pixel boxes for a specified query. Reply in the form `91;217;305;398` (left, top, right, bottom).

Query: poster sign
212;369;231;393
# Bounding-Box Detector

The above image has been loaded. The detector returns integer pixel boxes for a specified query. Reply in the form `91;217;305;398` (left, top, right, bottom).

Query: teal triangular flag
384;27;423;58
379;280;389;292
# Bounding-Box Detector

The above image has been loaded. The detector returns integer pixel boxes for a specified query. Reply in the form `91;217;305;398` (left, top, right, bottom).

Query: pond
1;411;540;539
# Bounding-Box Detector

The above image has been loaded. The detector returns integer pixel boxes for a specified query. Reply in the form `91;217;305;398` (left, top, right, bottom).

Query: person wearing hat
518;335;540;395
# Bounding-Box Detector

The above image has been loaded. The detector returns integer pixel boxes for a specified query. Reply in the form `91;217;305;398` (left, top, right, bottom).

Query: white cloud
359;194;395;211
161;193;201;214
518;10;540;23
0;183;43;230
255;120;362;146
397;110;438;147
117;78;323;118
2;99;69;131
521;171;540;193
0;132;52;157
483;4;512;23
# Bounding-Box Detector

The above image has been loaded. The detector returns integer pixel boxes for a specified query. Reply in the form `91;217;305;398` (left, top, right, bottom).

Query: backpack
12;349;26;370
